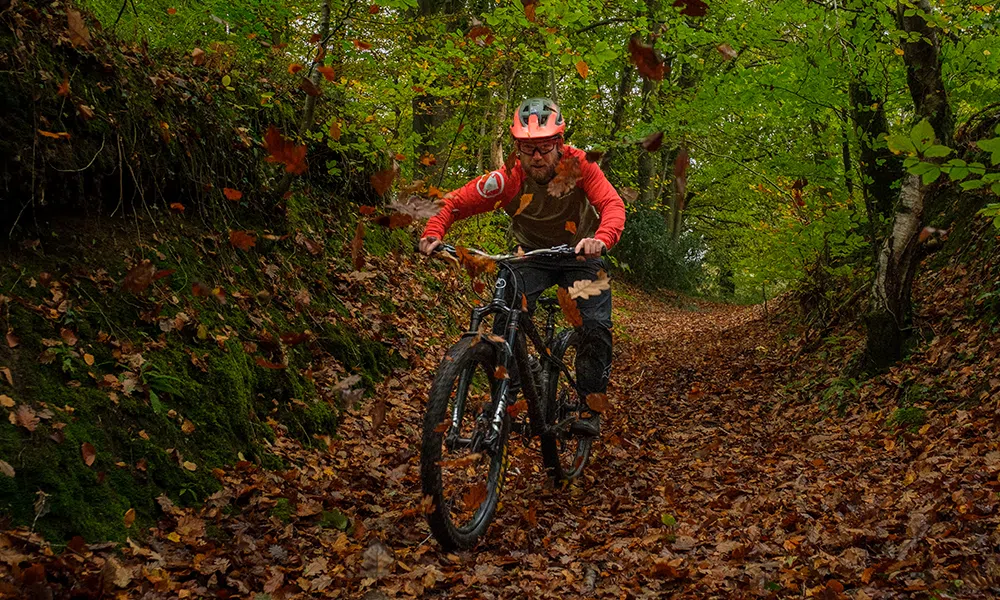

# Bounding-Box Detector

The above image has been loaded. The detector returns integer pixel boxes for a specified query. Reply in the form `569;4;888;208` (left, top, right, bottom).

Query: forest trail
5;284;997;599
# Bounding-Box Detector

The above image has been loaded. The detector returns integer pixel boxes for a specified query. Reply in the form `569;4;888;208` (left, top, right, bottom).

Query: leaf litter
3;251;1000;598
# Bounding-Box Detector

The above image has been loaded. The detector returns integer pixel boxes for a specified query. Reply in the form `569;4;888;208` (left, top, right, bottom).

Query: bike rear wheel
539;329;592;485
420;337;511;550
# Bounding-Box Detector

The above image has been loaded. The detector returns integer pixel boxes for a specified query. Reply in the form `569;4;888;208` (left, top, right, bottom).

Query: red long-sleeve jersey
422;146;626;250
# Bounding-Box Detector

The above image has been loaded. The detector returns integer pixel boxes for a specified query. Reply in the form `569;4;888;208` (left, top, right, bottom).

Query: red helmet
510;97;565;139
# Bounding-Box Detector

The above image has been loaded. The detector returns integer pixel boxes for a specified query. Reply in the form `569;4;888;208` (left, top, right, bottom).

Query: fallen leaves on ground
5;247;1000;599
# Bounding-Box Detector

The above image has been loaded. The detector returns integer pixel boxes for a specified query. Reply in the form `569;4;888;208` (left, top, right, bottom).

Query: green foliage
612;209;705;292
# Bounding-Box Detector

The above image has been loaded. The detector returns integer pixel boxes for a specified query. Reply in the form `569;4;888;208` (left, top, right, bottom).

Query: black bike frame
441;246;579;451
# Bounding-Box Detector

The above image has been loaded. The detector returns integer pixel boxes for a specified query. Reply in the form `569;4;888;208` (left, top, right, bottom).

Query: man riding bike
419;97;626;437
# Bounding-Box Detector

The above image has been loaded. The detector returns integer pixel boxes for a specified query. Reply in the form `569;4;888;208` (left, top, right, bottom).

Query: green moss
887;406;927;432
364;225;411;257
271;498;292;522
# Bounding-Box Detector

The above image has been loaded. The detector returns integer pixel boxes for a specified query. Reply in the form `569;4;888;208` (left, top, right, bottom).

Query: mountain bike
419;244;596;550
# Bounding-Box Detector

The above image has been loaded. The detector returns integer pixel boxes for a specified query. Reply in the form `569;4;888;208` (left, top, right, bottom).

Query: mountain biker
419;97;626;437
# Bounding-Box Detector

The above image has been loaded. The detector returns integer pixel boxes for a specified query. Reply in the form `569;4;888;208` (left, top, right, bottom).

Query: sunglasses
516;140;559;156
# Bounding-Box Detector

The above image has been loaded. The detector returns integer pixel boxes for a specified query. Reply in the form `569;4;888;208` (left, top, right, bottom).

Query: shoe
570;413;600;437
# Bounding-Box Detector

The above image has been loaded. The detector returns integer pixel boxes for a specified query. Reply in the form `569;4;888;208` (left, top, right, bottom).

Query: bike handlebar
424;243;605;262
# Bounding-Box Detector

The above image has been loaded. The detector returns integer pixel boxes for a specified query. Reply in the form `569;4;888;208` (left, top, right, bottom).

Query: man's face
517;138;562;184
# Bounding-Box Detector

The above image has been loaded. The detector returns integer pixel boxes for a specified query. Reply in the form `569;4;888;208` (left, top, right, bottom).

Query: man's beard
525;163;557;184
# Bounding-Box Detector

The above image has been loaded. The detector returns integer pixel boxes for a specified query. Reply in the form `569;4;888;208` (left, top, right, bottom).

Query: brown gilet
502;174;600;250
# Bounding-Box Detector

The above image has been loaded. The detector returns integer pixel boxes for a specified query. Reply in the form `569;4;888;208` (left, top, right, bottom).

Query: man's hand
574;237;606;259
419;236;442;256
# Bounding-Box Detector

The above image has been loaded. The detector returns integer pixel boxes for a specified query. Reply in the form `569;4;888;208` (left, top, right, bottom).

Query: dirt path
5;282;997;599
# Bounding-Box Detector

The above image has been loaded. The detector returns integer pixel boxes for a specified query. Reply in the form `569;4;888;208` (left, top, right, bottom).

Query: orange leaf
350;221;366;270
506;399;528;417
547;155;582;197
421;153;437;166
6;329;19;348
565;221;577;234
556;287;584;327
309;33;322;44
166;7;177;14
38;130;71;140
288;63;304;74
585;393;612;413
298;78;322;97
494;366;508;379
191;282;211;297
575;60;589;79
329;120;342;141
81;442;96;467
223;188;243;201
514;193;534;216
522;0;538;22
122;260;157;294
359;205;376;215
192;47;206;66
317;65;335;82
370;169;395;196
255;357;286;369
229;230;256;251
716;43;738;61
169;202;185;213
353;40;373;50
463;482;487;511
57;78;71;97
373;213;414;229
263;126;308;175
124;508;136;528
14;405;39;432
628;37;667;81
369;4;380;14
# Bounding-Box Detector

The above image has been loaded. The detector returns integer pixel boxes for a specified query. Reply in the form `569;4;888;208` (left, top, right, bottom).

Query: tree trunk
412;0;464;179
274;0;332;198
599;61;634;171
849;80;903;230
863;0;952;370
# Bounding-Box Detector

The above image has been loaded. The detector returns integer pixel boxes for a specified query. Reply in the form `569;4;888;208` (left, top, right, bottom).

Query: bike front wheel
540;329;592;485
420;336;511;550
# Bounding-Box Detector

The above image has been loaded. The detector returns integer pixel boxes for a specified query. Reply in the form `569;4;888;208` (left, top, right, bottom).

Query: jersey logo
476;171;505;199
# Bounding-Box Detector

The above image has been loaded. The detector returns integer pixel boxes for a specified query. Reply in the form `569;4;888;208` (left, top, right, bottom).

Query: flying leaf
264;126;308;175
568;271;611;299
575;60;589;79
505;150;518;173
124;508;136;528
585;150;604;163
359;205;376;215
673;0;708;16
548;154;583;197
329;120;342;141
370;169;395;196
586;393;612;413
122;260;157;294
181;420;196;434
317;65;335;82
369;4;380;14
388;195;443;220
467;25;495;46
506;399;528;417
628;37;667;81
229;230;256;251
716;43;738;60
514;194;534;217
522;0;538;22
0;395;13;408
166;7;177;15
351;221;365;270
255;357;286;369
67;10;91;48
420;153;437;166
223;188;243;201
191;282;212;297
7;329;19;348
641;132;664;152
57;78;71;97
38;130;71;140
81;442;96;466
299;78;322;97
565;221;577;234
0;460;13;478
463;482;488;511
556;288;584;327
192;48;206;66
353;40;373;50
288;63;304;74
455;246;497;278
